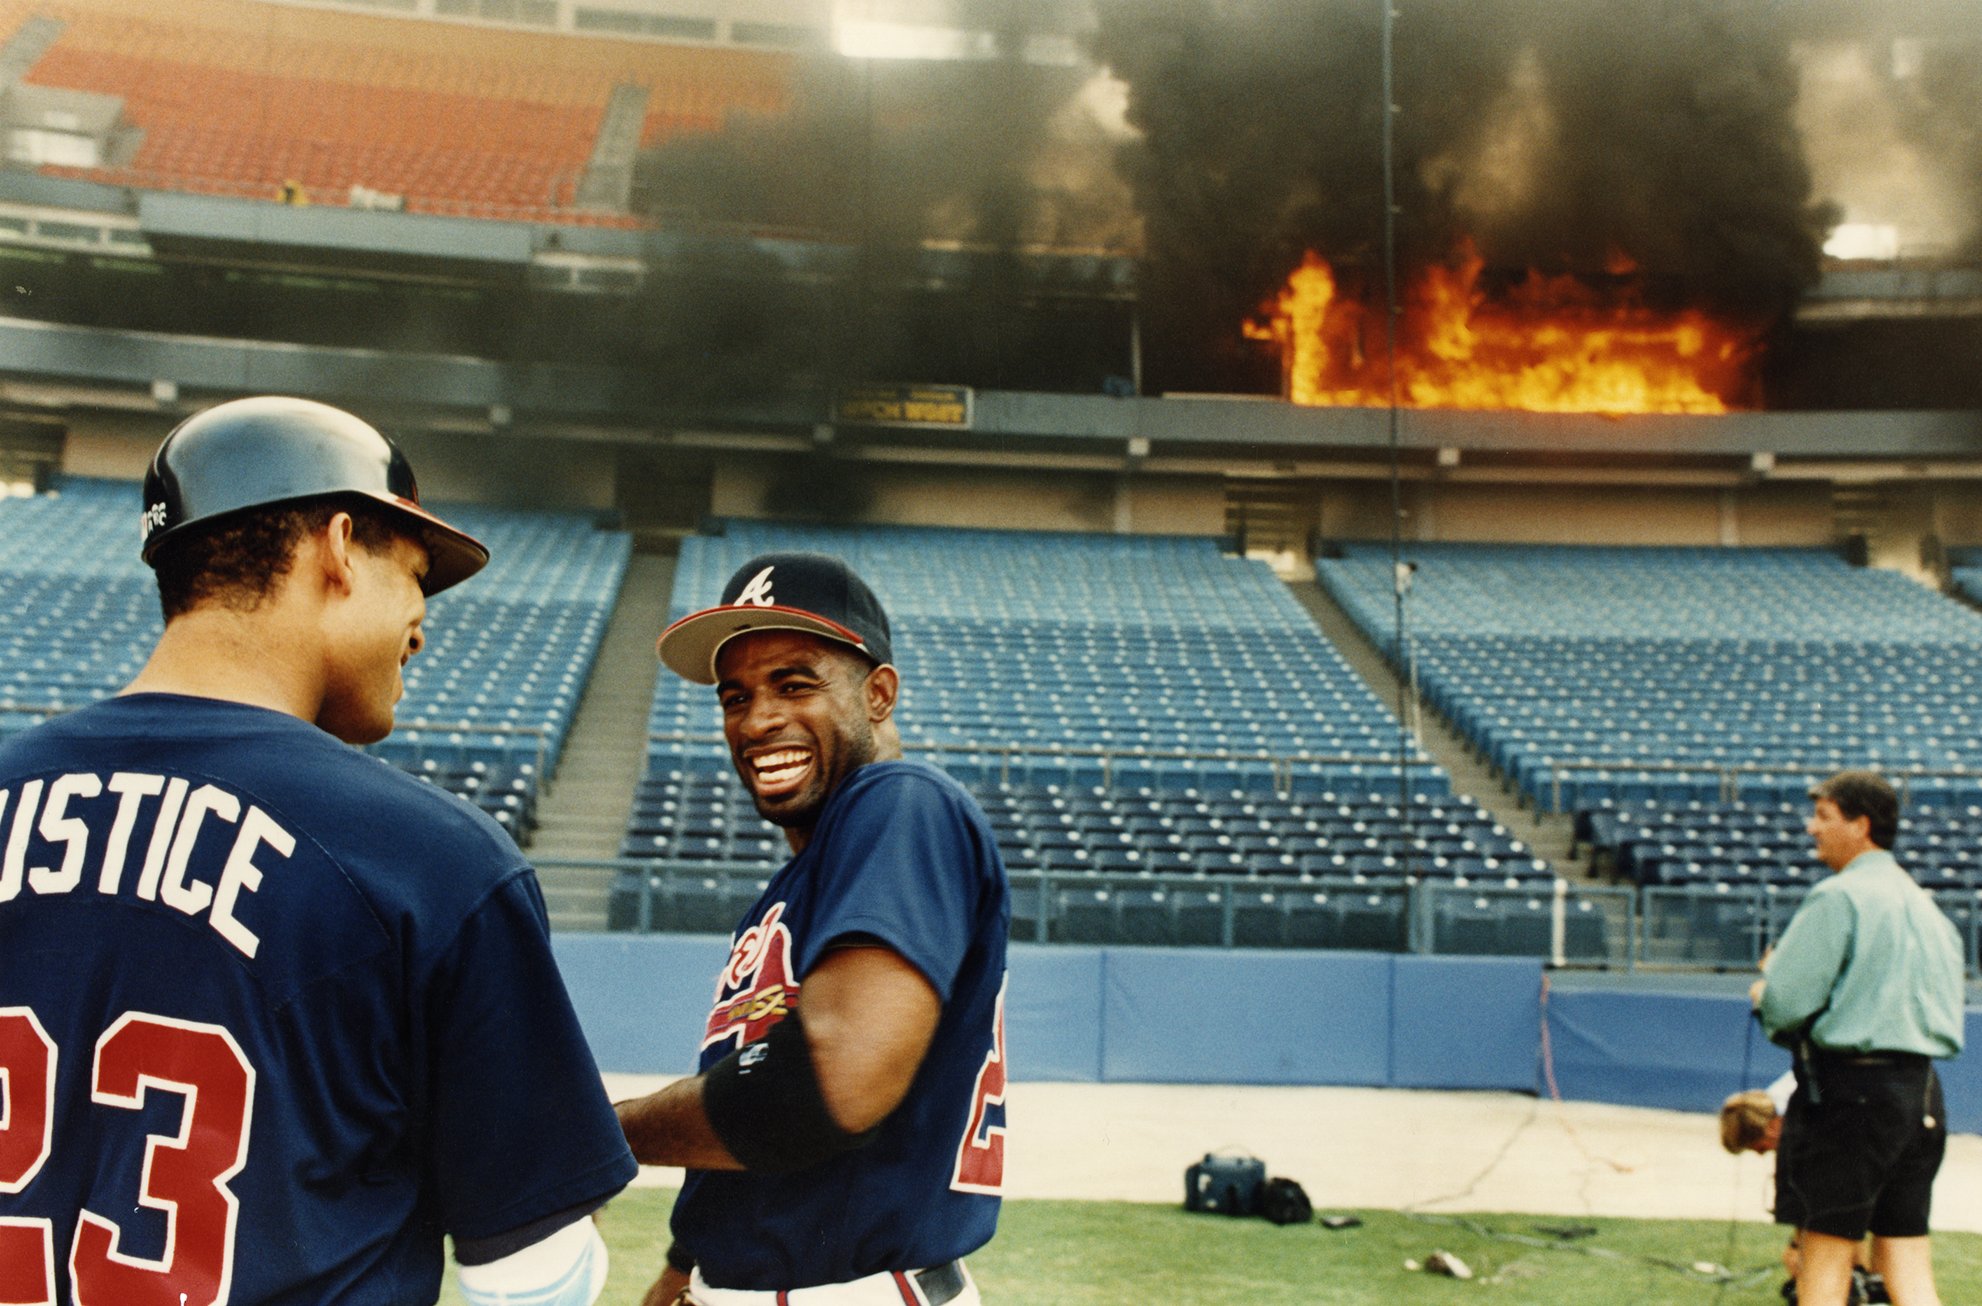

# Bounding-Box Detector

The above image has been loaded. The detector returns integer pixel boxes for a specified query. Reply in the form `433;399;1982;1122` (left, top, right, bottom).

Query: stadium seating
651;520;1442;780
606;521;1613;948
0;478;157;717
1589;795;1982;895
1314;541;1982;965
625;768;1540;881
1317;543;1982;814
1947;546;1982;609
0;476;629;845
6;0;792;219
399;503;629;768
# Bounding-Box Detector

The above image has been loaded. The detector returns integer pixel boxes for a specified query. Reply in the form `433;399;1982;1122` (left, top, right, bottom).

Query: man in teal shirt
1752;770;1965;1306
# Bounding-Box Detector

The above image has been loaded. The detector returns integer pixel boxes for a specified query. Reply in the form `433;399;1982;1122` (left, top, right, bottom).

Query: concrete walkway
1287;578;1581;869
602;1076;1982;1233
531;550;674;929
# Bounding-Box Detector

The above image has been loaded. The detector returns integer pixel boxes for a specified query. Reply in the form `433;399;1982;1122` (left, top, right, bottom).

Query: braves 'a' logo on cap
733;565;776;608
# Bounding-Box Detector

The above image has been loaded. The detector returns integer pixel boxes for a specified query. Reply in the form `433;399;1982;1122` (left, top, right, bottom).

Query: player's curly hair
152;496;406;620
1719;1089;1776;1153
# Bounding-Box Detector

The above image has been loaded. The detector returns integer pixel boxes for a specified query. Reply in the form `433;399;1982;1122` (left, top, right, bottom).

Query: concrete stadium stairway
1287;578;1584;873
530;551;675;930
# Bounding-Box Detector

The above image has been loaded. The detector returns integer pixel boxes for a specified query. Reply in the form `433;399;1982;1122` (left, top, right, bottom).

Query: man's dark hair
1810;769;1900;850
153;496;406;620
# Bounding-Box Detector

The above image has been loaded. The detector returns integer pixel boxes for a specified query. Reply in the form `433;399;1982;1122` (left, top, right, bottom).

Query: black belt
1810;1050;1928;1068
913;1261;966;1305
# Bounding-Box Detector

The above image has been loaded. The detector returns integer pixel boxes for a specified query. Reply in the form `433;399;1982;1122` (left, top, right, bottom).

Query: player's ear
312;511;361;596
863;662;899;724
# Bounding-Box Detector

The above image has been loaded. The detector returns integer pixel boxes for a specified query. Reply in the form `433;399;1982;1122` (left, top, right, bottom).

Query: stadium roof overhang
2;314;1980;490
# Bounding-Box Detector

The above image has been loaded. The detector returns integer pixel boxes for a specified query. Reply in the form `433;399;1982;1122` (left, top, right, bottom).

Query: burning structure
1242;242;1756;413
1093;0;1979;411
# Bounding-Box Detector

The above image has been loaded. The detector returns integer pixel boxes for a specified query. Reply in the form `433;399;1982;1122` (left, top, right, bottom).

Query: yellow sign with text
833;384;974;430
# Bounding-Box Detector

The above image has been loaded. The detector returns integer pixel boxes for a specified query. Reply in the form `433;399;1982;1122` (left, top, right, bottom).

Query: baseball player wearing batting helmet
0;397;636;1304
617;552;1011;1305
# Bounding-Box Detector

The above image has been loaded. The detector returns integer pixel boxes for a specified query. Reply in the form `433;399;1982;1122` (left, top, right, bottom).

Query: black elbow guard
701;1011;880;1172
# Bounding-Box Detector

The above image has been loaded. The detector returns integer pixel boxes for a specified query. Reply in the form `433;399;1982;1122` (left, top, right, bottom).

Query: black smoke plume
1092;0;1837;393
629;39;1099;400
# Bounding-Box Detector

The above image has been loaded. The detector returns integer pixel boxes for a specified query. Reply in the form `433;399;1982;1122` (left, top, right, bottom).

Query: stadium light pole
1381;0;1415;878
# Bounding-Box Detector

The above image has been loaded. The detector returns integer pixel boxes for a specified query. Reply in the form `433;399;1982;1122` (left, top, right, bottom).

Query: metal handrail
0;702;67;718
385;717;551;783
1546;757;1982;814
644;731;1439;796
1418;878;1634;968
562;856;1982;977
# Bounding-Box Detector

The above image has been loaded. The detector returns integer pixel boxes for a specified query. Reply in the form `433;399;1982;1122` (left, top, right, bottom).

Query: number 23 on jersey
1;1006;255;1306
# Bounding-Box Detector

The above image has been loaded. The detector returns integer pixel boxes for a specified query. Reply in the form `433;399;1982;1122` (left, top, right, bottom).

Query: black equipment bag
1183;1154;1265;1216
1260;1177;1314;1225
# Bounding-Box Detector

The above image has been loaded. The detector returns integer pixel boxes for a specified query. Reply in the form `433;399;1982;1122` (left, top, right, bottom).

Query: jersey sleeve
423;870;639;1245
796;772;987;1002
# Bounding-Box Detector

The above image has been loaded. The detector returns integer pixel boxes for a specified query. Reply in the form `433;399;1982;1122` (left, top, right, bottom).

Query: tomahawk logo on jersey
702;901;800;1051
670;759;1012;1292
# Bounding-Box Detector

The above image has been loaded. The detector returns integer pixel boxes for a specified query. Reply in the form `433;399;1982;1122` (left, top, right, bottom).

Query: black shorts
1776;1056;1946;1241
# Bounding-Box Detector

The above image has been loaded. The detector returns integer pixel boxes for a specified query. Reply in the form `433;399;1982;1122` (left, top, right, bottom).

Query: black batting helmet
140;396;488;595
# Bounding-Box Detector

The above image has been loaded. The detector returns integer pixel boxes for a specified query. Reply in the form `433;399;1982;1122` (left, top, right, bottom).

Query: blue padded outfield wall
1545;981;1982;1134
551;937;1982;1132
552;937;1539;1093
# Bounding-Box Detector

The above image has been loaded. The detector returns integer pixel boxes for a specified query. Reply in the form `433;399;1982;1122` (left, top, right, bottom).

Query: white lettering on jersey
0;772;296;957
1;779;43;903
31;772;102;895
161;784;241;917
212;806;294;959
733;565;777;607
134;776;190;902
99;772;166;894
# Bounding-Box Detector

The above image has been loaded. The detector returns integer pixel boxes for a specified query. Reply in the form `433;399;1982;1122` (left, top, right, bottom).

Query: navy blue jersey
673;760;1010;1290
0;694;636;1305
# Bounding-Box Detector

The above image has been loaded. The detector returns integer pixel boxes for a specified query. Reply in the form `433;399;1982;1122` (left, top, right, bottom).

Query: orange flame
1244;241;1757;413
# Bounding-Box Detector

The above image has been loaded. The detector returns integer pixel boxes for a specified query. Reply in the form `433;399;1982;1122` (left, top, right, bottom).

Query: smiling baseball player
0;398;635;1305
615;551;1011;1305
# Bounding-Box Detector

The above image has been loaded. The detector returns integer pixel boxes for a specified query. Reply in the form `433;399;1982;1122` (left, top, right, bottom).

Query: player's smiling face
716;630;882;845
319;529;428;745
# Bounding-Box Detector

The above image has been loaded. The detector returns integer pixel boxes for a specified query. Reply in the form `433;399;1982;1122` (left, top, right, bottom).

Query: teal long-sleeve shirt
1757;849;1966;1057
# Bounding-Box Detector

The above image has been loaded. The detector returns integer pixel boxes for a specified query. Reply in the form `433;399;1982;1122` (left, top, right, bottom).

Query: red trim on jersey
892;1271;920;1305
776;1293;790;1306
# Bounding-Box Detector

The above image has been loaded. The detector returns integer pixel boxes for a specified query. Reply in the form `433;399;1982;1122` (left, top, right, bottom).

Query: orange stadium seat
1;0;793;219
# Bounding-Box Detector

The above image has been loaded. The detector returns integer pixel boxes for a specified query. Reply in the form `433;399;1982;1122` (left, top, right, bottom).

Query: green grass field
443;1190;1982;1304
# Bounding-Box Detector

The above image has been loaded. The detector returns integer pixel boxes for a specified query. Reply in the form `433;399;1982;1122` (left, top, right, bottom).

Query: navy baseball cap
657;551;894;685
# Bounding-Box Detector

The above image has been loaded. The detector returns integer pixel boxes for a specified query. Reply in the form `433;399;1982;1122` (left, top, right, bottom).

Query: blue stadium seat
1433;896;1503;954
0;480;629;851
1055;887;1118;945
1281;892;1342;949
631;522;1470;907
1320;539;1982;961
1336;893;1408;951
